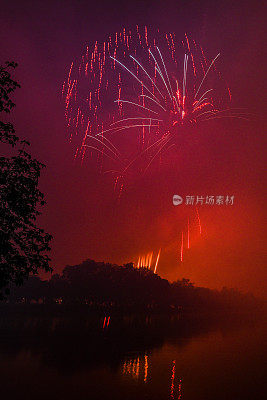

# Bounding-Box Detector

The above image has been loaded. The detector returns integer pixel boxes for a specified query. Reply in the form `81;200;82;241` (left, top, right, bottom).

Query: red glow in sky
0;0;266;297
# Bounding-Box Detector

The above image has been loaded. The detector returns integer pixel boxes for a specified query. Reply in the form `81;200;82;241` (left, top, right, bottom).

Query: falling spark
154;248;161;273
63;27;241;261
187;217;190;249
196;207;202;235
147;253;151;268
136;249;161;273
180;232;184;262
62;26;239;185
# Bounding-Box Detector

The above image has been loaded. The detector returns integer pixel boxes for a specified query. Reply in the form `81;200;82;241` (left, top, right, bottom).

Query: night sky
1;0;266;296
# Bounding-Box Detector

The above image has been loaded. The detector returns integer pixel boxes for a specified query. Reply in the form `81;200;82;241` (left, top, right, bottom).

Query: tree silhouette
8;259;259;312
0;61;52;298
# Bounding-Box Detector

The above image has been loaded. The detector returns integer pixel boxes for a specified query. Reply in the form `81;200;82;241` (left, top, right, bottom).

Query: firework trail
62;26;243;268
178;207;203;263
62;26;243;191
187;217;190;249
136;248;161;272
196;207;202;235
180;232;184;262
154;248;161;273
135;208;201;269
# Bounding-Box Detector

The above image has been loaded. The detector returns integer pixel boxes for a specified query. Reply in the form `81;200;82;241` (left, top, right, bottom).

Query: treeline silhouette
7;259;259;312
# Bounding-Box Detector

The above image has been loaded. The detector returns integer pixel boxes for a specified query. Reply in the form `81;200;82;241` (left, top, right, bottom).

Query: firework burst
62;27;244;270
62;26;243;191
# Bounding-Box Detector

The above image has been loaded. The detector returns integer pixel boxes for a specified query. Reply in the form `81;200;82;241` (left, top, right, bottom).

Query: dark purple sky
0;0;266;296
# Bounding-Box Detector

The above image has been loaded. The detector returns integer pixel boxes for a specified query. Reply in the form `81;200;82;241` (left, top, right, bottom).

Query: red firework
62;26;243;186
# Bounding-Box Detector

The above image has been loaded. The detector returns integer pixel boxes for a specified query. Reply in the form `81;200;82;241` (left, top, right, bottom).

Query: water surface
0;308;265;399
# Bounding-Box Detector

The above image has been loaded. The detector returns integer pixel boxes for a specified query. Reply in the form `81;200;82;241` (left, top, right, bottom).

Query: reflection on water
0;306;265;399
122;354;146;381
122;355;182;399
102;315;110;329
170;360;182;400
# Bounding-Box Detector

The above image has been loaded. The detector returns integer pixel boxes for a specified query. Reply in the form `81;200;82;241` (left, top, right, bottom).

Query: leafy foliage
8;259;259;312
0;62;52;298
0;62;20;146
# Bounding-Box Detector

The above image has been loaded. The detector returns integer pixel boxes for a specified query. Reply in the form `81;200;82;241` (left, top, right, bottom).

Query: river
0;307;265;399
